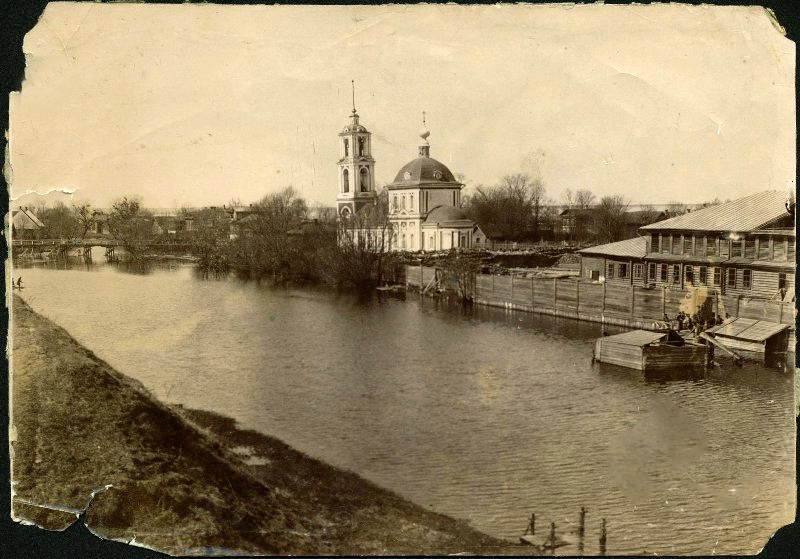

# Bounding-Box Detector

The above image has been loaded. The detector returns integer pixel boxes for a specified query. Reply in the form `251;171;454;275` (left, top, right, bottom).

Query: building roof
389;156;461;189
600;330;670;347
625;210;667;225
707;317;789;342
646;253;728;264
640;190;792;233
578;236;647;259
422;205;473;228
559;208;595;217
12;207;44;230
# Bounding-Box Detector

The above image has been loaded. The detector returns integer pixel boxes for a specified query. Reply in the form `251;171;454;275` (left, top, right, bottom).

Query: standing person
16;276;22;289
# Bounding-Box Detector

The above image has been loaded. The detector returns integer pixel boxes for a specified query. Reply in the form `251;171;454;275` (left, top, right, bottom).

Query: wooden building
580;191;794;298
578;191;795;326
578;236;647;286
638;190;795;301
11;207;45;240
706;317;790;363
593;329;706;374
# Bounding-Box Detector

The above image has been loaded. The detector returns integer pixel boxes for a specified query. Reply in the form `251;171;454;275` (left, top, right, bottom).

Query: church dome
342;122;367;133
390;156;460;188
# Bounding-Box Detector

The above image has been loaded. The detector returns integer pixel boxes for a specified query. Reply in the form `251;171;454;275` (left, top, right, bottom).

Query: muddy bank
10;295;519;555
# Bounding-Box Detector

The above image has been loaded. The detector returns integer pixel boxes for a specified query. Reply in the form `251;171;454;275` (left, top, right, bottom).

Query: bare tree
574;189;596;209
230;186;309;282
561;188;574;208
666;200;689;217
107;196;155;258
465;173;547;241
36;201;80;239
327;201;395;292
593;195;629;243
72;202;97;239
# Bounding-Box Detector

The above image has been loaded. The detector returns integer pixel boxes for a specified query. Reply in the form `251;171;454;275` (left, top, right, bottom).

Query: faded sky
8;3;795;208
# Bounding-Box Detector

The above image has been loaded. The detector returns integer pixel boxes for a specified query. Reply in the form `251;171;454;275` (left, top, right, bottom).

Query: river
12;257;796;555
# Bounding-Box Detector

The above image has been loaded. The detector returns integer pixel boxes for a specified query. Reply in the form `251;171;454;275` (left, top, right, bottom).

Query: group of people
664;310;725;334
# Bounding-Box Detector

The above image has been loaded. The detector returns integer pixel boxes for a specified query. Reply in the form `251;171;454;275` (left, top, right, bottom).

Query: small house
706;317;790;363
594;329;706;374
11;207;45;240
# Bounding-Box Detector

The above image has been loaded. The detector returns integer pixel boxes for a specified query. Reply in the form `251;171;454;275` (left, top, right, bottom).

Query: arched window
402;195;406;209
358;137;366;156
342;169;349;193
360;167;369;192
410;233;414;249
340;207;351;219
343;139;349;157
392;195;398;211
410;194;415;211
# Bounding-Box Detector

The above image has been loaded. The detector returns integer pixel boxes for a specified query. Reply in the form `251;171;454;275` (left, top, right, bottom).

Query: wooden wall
405;265;795;329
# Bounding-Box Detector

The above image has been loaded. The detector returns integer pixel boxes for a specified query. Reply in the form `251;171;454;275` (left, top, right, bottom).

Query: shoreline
10;294;527;555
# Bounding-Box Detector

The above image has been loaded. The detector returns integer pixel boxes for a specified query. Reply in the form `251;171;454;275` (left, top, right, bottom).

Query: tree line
24;190;398;292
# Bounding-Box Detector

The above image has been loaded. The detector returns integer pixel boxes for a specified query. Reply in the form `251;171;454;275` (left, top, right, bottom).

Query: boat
593;329;706;374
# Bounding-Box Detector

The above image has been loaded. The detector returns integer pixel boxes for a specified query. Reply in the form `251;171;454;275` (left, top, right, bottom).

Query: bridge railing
11;238;194;248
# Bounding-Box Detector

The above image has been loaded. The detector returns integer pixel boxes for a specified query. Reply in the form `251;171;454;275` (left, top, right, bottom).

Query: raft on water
593;329;706;373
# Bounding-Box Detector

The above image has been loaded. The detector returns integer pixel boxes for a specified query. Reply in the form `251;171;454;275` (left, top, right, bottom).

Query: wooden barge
593;329;706;374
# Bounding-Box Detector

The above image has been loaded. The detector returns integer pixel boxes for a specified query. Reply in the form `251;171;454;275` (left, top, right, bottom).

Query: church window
401;234;406;248
344;139;349;157
402;195;406;209
410;233;414;248
360;167;369;192
342;169;349;193
410;194;415;211
453;191;456;206
392;195;398;211
358;137;366;156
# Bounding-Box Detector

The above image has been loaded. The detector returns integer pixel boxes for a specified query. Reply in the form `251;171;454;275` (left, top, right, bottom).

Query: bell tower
337;81;376;218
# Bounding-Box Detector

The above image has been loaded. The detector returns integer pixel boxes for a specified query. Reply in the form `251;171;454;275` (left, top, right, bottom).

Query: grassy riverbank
10;295;519;555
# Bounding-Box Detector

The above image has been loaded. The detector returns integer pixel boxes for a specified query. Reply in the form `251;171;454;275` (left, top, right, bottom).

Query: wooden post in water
549;521;556;548
525;512;535;535
599;518;607;556
602;282;607;317
579;506;586;536
553;277;558;310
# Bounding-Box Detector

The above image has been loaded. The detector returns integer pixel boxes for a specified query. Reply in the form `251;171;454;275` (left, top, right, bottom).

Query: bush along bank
10;295;515;555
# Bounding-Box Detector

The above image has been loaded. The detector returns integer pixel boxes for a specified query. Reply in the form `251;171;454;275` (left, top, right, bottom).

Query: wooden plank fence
405;265;795;332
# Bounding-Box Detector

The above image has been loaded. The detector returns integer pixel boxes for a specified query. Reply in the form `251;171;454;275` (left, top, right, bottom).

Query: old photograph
7;2;797;556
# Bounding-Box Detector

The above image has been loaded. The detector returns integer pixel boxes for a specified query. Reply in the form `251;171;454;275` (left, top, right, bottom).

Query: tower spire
419;109;431;157
351;80;357;114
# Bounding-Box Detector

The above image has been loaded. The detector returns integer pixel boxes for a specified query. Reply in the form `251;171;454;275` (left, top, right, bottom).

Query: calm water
13;258;796;555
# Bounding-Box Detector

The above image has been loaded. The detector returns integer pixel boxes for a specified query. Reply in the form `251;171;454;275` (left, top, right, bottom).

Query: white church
335;96;486;252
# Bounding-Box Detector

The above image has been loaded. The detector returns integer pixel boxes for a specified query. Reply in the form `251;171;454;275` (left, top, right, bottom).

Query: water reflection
11;260;796;555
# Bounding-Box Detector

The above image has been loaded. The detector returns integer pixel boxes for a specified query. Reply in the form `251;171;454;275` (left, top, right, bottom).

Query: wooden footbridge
11;238;194;259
